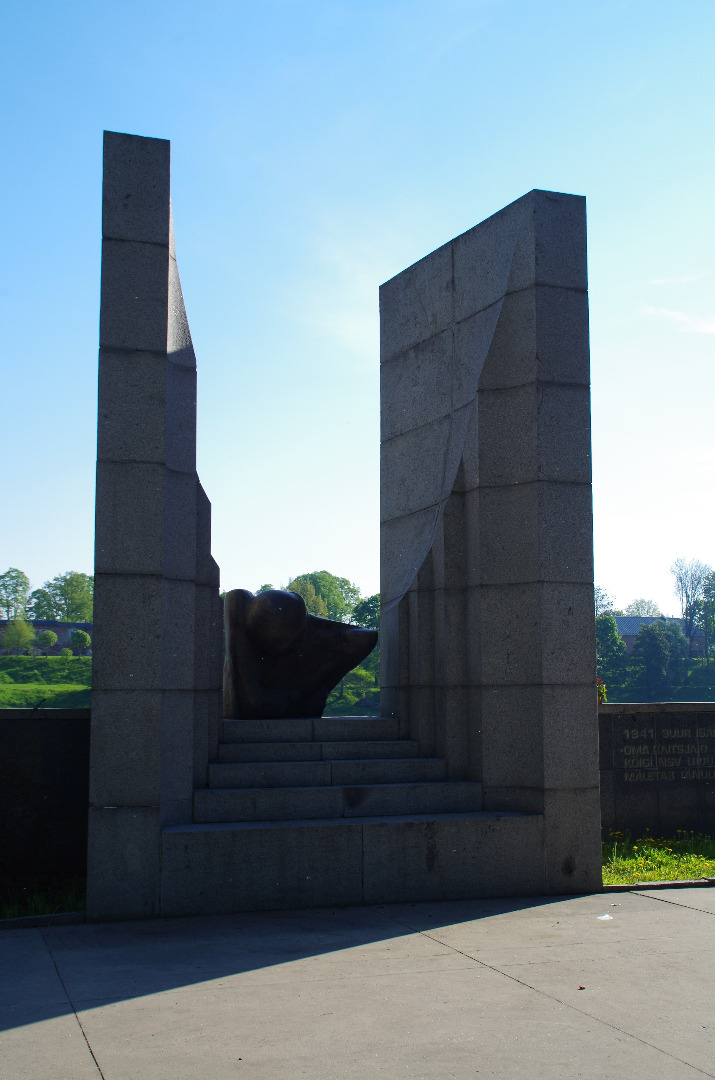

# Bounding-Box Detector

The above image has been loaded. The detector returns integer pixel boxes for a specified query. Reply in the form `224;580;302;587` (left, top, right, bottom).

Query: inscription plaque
599;705;715;836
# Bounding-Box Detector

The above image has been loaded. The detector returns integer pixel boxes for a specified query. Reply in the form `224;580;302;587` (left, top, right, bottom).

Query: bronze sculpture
223;589;378;718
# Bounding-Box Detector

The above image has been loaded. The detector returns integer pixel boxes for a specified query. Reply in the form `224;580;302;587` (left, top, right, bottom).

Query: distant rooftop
614;615;704;639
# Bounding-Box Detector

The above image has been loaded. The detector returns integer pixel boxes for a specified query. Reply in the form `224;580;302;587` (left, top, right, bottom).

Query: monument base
151;714;599;918
161;812;545;915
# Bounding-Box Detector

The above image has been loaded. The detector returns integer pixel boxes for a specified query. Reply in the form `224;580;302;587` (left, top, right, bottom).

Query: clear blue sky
2;0;713;615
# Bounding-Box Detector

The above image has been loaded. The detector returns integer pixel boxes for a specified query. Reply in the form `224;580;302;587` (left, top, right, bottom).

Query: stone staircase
194;716;481;823
160;716;544;915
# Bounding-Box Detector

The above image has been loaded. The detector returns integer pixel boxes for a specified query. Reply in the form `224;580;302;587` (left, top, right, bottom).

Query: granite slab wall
0;710;90;883
600;703;715;836
87;132;223;921
380;190;601;893
8;703;715;893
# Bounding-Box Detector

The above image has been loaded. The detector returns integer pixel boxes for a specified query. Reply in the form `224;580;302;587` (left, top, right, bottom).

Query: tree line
596;558;715;702
1;568;379;702
0;568;94;623
254;571;379;630
0;568;94;656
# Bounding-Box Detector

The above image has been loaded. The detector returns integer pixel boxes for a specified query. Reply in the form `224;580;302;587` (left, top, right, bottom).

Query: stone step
208;757;445;789
160;810;544;916
221;716;400;744
217;739;420;763
193;780;482;824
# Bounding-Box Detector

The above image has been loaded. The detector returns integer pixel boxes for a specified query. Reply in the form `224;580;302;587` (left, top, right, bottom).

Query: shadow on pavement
0;894;573;1031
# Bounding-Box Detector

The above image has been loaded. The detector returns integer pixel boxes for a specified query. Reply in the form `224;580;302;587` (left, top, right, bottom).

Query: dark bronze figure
223;589;378;718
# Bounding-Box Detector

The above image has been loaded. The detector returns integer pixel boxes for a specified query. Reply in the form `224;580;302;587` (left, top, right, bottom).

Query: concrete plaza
2;887;714;1079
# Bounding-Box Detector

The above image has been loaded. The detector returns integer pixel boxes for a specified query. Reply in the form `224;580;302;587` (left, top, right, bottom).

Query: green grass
0;656;91;707
0;683;91;707
0;877;86;920
602;831;715;884
323;699;381;716
0;655;91;683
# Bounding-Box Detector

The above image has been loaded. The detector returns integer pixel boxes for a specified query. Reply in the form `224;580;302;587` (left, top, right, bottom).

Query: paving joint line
41;932;106;1080
635;891;715;917
384;914;715;1079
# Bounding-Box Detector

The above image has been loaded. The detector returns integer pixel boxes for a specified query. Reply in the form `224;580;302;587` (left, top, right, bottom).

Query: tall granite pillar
87;132;223;920
380;190;601;893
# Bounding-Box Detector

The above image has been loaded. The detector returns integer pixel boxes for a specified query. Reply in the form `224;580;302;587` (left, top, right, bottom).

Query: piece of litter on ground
597;914;614;920
578;986;585;990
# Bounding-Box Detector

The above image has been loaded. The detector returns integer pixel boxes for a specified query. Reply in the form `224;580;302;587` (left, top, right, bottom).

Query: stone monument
87;132;223;920
87;136;601;919
379;189;602;892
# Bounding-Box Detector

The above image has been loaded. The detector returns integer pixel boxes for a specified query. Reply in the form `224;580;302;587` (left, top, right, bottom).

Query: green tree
361;635;380;685
288;571;360;623
286;578;328;618
60;647;73;658
632;621;687;700
594;585;622;617
661;619;689;653
326;664;375;710
671;558;710;655
353;594;379;629
70;629;91;655
632;623;670;698
596;614;626;685
2;619;37;655
624;598;662;616
256;584;274;594
27;587;57;620
31;572;94;622
37;629;58;653
0;568;30;620
697;571;715;667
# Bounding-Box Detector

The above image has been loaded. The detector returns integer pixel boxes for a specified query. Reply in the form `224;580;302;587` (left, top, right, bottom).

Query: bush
1;619;36;655
37;629;58;651
70;629;91;655
60;647;72;658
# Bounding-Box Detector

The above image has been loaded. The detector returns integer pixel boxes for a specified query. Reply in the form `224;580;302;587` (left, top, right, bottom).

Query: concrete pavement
1;888;714;1079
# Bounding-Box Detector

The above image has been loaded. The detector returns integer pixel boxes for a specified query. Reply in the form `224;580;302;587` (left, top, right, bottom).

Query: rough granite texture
380;190;601;893
87;132;222;921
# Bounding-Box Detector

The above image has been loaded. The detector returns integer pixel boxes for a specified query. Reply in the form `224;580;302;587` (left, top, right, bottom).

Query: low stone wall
3;705;715;889
0;709;90;882
599;703;715;836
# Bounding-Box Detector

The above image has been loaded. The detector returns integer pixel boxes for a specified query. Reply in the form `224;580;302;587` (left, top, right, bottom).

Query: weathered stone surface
88;131;222;921
380;188;601;894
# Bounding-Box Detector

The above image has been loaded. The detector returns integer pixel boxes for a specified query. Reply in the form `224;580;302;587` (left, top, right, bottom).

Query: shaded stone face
379;188;602;893
88;131;223;922
224;590;378;719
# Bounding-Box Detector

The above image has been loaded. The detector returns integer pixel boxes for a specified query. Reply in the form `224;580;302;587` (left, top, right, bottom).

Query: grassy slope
0;656;91;708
